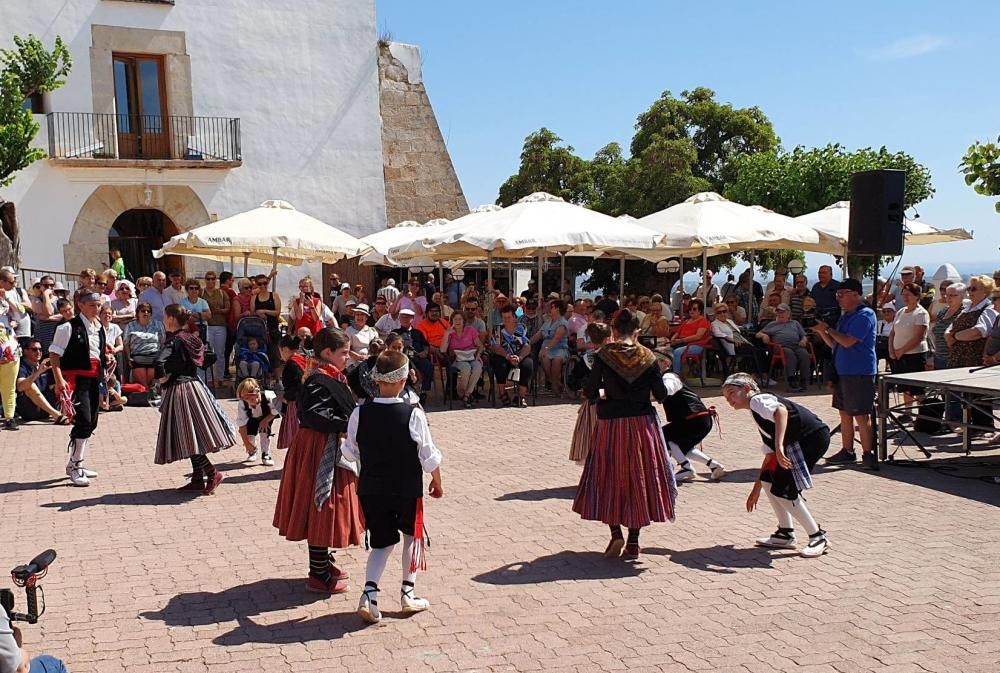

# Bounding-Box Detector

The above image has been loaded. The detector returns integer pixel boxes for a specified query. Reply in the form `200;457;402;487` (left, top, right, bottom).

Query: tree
960;136;1000;212
0;34;72;268
725;144;935;277
496;128;593;207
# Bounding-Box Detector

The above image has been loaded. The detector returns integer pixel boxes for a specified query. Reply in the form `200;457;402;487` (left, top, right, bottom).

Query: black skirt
760;427;830;501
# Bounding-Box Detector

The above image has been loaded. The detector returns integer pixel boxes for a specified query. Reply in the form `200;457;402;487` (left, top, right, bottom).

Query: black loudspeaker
848;169;906;256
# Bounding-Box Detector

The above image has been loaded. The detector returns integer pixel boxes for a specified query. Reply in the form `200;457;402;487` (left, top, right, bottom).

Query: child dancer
656;353;726;483
341;349;444;624
273;326;364;594
721;373;831;558
568;322;611;465
277;335;307;451
236;378;278;467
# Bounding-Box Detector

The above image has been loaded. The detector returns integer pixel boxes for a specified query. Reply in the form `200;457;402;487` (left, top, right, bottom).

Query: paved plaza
3;392;999;673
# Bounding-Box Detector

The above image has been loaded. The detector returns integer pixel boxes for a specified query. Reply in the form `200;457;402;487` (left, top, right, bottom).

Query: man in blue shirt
15;339;63;422
810;265;841;313
813;278;878;470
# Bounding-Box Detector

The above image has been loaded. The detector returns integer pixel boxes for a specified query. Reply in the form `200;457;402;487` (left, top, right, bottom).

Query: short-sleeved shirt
891;305;930;354
761;319;806;348
124;319;165;356
373;313;400;335
203;288;230;327
677;316;712;346
163;286;186;307
180;297;210;322
416;318;449;349
540;316;569;351
494;323;530;356
16;360;55;419
109;297;136;320
138;287;168;321
447;325;479;352
103;322;123;347
347;324;380;358
834;305;877;376
811;280;841;311
985;314;1000;358
236;390;277;426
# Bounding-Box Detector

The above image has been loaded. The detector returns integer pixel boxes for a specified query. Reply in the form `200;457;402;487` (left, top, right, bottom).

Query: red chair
768;344;788;385
681;347;707;387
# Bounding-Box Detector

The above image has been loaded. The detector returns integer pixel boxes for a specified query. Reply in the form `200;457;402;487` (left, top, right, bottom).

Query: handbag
454;349;476;362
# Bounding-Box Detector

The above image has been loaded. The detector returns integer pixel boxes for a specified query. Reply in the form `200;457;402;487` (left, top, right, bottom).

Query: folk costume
49;311;106;486
238;389;278;465
568;351;598;464
155;330;236;493
342;360;443;624
276;353;307;450
572;340;676;557
272;360;364;594
747;390;831;557
660;372;726;483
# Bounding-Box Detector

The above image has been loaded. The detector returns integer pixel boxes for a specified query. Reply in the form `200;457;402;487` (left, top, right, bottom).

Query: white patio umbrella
357;219;458;267
154;200;371;272
794;201;973;276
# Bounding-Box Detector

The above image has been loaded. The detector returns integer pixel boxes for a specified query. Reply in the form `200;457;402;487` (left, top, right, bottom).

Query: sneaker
67;467;90;487
674;467;696;483
708;462;727;482
826;448;857;465
622;544;641;559
5;418;18;431
204;471;224;495
306;574;349;595
755;528;796;549
800;530;829;558
400;586;430;614
603;537;624;558
246;451;259;463
860;452;879;471
261;453;274;467
357;586;381;624
65;464;98;479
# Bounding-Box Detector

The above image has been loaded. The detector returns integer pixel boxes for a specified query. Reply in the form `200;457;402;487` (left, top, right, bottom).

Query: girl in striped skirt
721;373;831;558
568;322;611;464
276;335;308;450
154;304;237;493
572;309;677;559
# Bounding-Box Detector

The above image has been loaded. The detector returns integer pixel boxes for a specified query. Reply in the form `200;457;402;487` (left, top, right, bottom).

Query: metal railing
46;112;241;162
17;267;80;291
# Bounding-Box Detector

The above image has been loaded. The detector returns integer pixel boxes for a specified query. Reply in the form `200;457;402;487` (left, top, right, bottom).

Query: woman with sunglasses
124;302;165;390
944;275;998;436
109;282;136;326
252;274;283;376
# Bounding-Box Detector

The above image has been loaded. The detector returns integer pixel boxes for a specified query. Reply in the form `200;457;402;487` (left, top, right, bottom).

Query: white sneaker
66;464;98;479
800;531;829;558
708;462;726;482
755;528;796;549
674;467;696;483
400;586;430;614
261;454;274;467
67;467;90;487
357;586;381;624
246;451;259;463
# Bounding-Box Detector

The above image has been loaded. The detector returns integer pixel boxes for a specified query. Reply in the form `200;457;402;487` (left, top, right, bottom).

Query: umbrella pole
271;247;278;291
702;249;708;304
508;259;513;293
229;256;234;274
619;257;625;299
243;252;249;277
842;247;849;279
487;252;493;292
438;262;444;295
538;254;544;300
560;253;566;298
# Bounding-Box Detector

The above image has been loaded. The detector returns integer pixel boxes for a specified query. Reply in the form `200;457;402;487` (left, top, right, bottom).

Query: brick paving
3;390;999;673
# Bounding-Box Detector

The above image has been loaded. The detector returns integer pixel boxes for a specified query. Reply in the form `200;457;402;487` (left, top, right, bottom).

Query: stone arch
64;185;209;273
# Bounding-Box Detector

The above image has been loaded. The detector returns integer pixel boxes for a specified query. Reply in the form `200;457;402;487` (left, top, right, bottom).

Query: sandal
53;414;70;426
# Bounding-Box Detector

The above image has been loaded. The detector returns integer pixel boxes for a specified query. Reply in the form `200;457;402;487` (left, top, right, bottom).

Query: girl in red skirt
276;334;307;451
273;327;365;594
572;309;677;559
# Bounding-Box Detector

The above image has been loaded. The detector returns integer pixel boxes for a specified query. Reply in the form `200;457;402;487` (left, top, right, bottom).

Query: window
22;93;45;114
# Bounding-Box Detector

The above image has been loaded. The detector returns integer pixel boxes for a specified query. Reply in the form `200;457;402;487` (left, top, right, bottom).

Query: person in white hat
891;267;916;309
347;304;379;363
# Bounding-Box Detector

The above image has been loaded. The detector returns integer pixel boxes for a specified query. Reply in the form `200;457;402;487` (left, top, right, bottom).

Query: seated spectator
533;300;570;396
518;300;543;343
15;338;66;423
489;304;534;407
711;302;764;375
876;303;895;364
237;336;270;379
370;296;399;335
347;304;380;363
393;308;432;404
417;303;449;359
788;275;810;322
723;295;746;325
124;302;165;389
669;298;712;375
461;299;488;342
431;291;453;320
441;311;484;408
756;303;812;391
109;281;137;325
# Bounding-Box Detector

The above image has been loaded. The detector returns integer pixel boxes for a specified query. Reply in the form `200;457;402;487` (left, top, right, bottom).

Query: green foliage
0;34;72;187
960;137;1000;213
496;128;594;207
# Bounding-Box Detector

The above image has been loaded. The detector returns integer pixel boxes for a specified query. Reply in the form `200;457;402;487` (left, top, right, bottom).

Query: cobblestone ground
3;389;999;673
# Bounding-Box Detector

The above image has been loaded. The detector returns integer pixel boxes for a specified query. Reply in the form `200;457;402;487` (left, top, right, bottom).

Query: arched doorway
108;209;183;279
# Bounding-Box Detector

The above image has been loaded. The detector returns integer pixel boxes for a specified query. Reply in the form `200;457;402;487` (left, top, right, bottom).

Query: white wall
2;0;387;296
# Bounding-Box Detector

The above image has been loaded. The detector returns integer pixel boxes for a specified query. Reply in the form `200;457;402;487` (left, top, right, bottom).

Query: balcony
46;112;241;169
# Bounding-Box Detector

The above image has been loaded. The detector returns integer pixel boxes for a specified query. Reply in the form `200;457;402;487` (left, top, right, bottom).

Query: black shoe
861;452;879;471
418;393;427;407
4;418;18;431
826;448;857;464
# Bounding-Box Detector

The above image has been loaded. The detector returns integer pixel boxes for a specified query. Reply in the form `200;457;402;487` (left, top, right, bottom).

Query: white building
3;0;393;296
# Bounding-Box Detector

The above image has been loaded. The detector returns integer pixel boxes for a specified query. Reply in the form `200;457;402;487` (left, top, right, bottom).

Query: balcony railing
46;112;241;164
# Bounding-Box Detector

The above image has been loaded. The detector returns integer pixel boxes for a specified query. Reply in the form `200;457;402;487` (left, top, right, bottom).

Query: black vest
662;385;707;423
60;316;106;373
355;402;422;498
751;394;827;449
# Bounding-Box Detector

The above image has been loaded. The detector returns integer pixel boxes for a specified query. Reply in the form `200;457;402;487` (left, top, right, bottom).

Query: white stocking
765;491;794;529
259;432;271;456
687;445;714;466
667;441;688;466
786;497;820;536
365;544;393;588
69;438;87;465
401;534;417;585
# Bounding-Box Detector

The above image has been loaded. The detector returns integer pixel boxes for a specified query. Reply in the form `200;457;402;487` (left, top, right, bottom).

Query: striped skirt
572;413;677;528
569;400;598;465
154;379;236;465
272;427;365;549
276;400;299;450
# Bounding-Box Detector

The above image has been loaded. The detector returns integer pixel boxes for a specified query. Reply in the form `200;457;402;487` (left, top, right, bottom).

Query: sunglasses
138;309;152;314
25;346;42;352
205;276;217;281
96;282;106;287
43;283;55;288
256;282;268;287
186;286;200;291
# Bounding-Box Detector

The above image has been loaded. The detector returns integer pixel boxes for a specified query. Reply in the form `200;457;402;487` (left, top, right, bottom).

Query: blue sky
376;0;1000;275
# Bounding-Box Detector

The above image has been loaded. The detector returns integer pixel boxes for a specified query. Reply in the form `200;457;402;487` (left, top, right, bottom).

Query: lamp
451;268;465;281
420;266;435;274
657;260;680;274
787;259;805;275
407;266;421;275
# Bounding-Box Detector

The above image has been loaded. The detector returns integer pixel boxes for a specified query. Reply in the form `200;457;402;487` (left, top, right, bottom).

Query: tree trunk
0;200;20;270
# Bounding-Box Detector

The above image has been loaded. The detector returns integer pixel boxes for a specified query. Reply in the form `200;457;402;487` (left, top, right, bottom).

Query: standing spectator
31;276;57;319
756;304;812;391
376;277;401;305
78;268;98;293
110;247;126;279
0;320;20;429
810;265;840;314
931;283;965;370
669;298;712;375
331;283;355;325
788;275;810;322
219;271;238;378
15;338;66;423
876;304;895;364
397;279;427;320
890;267;917;309
736;270;761;325
163;270;186;306
814;278;878;469
139;271;169;321
109;281;137;326
441;311;484;407
944;276;997;436
0;269;31;349
353;283;368;306
695;270;720;307
124;302;165;389
720;273;737;301
929;279;953;319
888;283;930;418
444;274;465;309
520;279;538;300
913;265;929;293
290;277;325;336
327;272;341;308
202;271;230;384
252;274;283;377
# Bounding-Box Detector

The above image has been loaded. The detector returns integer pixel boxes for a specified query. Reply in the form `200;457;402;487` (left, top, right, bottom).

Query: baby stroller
235;316;272;387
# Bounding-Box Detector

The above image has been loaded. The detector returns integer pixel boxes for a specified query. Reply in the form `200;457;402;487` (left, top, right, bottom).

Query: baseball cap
776;303;790;312
839;278;863;294
340;282;351;290
352;303;370;316
399;308;415;316
53;282;68;292
881;303;896;311
901;266;915;275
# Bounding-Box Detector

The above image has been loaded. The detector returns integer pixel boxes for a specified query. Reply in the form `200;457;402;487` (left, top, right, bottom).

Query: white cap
547;292;560;299
340;282;351;290
352;303;370;316
399;308;416;317
387;278;396;286
881;303;896;310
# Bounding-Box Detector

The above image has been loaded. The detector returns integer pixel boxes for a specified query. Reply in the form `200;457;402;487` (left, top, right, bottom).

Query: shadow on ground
472;551;646;585
646;544;797;573
496;485;577;501
0;478;67;495
213;613;368;645
41;487;199;510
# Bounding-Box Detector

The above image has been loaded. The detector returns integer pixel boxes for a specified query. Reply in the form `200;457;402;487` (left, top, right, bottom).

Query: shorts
360;495;417;549
832;374;876;417
543;346;570;361
130;354;157;368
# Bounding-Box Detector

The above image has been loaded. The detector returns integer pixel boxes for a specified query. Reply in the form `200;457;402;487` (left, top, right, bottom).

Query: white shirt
695;283;720;307
377;285;401;304
749;393;784;449
945;297;998;339
711;318;746;356
103;322;123;346
661;372;684;396
163;286;186;307
236;390;277;426
50;316;102;359
374;313;400;335
341;397;442;473
7;287;31;338
347;324;379;358
890;305;930;353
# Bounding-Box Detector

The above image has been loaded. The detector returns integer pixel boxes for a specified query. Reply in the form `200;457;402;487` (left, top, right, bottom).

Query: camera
816;306;841;326
0;549;56;625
